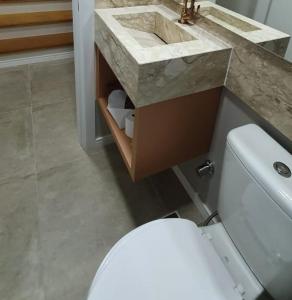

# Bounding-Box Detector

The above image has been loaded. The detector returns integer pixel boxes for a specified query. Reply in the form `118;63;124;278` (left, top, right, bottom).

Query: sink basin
114;12;196;48
201;7;259;33
197;1;290;52
95;5;231;106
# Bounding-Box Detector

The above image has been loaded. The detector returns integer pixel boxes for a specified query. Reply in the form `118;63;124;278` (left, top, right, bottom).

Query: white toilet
87;124;292;300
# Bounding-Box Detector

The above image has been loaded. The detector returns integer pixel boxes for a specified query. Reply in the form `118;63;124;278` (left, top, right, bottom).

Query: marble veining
226;43;292;141
98;0;290;52
160;1;290;57
96;0;158;9
125;28;166;47
96;5;228;64
95;5;231;106
95;0;292;141
114;11;195;47
187;12;292;141
114;11;156;33
259;39;290;58
200;6;260;33
198;2;289;45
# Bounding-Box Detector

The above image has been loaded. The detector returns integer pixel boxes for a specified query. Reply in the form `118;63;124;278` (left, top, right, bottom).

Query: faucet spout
190;0;196;13
178;0;201;25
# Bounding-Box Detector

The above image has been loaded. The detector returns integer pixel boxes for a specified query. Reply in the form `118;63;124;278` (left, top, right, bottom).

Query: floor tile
30;59;75;107
178;202;204;224
32;101;87;172
36;144;172;300
88;145;169;246
0;65;31;113
0;175;43;300
37;154;112;300
150;169;192;212
37;142;167;247
87;145;198;247
0;58;203;300
0;108;35;181
39;220;104;300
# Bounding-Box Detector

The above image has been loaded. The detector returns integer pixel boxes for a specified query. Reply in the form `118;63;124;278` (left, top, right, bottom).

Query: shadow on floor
89;142;193;227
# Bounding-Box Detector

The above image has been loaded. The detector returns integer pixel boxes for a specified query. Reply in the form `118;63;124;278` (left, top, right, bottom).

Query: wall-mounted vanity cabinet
96;48;221;181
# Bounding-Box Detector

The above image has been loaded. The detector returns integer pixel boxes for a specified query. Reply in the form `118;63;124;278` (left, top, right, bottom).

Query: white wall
264;1;292;61
178;88;292;213
216;0;292;62
72;0;97;151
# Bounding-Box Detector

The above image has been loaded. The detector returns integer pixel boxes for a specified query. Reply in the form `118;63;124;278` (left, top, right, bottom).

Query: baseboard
172;165;212;219
0;48;74;68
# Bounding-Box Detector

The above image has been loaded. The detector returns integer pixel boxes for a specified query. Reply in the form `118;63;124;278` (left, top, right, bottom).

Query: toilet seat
88;219;242;300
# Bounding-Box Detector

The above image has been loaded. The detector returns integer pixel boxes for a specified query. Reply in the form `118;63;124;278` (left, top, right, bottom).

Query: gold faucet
178;0;200;25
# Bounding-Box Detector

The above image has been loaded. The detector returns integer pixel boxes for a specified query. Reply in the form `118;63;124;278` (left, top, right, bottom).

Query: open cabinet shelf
97;96;133;171
96;47;222;181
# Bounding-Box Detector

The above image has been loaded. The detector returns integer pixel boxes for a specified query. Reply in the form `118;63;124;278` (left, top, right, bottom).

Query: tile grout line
28;62;47;300
32;96;76;111
28;63;38;177
27;59;84;300
28;58;80;175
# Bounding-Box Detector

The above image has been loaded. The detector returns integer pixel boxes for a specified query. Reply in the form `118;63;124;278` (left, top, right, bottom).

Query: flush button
273;162;291;178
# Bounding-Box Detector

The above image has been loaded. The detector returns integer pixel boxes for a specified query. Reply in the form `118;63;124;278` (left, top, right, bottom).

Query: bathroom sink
95;5;231;106
200;6;260;33
114;12;196;48
197;1;290;50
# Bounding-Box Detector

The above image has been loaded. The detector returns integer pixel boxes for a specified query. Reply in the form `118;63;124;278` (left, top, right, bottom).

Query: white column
72;0;97;151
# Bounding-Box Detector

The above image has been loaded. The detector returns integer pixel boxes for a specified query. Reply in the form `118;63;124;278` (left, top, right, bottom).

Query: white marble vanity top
197;1;290;44
95;4;230;64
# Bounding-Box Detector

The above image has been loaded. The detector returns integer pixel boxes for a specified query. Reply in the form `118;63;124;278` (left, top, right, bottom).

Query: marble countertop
162;0;290;57
96;5;230;65
191;1;289;44
95;4;231;106
95;0;292;142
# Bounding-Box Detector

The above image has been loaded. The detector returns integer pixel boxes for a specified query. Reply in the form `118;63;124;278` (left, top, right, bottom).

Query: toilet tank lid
227;124;292;219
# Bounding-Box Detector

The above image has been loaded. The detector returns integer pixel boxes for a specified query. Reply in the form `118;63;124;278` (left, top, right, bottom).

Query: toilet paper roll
108;107;134;129
107;90;127;108
107;89;134;129
125;113;135;139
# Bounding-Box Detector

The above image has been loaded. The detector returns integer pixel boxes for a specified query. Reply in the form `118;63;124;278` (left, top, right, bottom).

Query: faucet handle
196;4;201;14
190;0;195;11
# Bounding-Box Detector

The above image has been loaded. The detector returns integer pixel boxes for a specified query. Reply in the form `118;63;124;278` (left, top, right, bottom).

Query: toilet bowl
87;124;292;300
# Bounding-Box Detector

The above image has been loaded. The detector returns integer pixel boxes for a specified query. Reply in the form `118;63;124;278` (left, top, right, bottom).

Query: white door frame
72;0;100;151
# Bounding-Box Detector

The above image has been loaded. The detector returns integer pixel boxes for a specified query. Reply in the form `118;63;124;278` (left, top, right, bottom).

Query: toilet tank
218;124;292;300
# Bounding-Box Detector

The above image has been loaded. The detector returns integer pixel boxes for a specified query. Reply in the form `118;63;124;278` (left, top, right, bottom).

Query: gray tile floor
0;58;203;300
